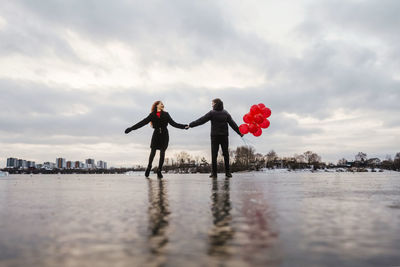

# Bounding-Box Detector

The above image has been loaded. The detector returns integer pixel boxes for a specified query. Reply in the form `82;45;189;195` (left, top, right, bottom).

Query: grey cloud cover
0;0;399;167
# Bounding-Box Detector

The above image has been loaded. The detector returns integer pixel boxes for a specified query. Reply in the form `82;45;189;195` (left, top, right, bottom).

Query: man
187;98;243;178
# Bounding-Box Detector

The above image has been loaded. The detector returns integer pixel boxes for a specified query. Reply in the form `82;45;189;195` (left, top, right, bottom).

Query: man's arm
189;111;212;128
227;114;243;136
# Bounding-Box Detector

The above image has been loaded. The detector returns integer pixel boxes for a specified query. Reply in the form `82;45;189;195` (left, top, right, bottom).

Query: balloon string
241;136;255;148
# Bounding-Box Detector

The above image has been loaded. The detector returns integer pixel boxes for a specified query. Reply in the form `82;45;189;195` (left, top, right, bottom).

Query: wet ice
1;172;400;267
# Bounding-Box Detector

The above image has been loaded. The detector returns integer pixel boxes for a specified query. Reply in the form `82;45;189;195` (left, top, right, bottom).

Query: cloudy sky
1;0;399;167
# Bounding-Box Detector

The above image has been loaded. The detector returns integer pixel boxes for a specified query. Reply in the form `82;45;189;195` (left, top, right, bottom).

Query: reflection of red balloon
254;114;264;124
248;123;258;133
250;105;261;115
261;107;271;118
253;127;262;137
258;103;266;109
243;113;254;123
260;119;270;129
239;124;249;134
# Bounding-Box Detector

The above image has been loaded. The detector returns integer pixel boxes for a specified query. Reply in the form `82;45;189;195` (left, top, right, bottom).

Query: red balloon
258;103;266;109
243;113;254;123
260;119;270;129
261;107;271;118
253;127;262;137
254;114;264;124
239;124;249;134
248;123;258;133
250;105;261;116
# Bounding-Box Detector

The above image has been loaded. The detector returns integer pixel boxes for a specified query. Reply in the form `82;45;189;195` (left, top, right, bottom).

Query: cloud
1;0;400;167
2;0;259;66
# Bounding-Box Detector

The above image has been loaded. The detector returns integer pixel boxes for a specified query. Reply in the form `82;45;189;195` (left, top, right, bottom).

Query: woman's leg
146;148;157;177
158;149;166;171
157;149;165;178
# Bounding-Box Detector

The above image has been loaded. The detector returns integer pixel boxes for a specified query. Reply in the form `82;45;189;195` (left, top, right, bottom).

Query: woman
125;101;187;178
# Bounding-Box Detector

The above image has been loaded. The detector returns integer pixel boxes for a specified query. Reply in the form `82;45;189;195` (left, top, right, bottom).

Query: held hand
185;125;190;130
125;127;132;134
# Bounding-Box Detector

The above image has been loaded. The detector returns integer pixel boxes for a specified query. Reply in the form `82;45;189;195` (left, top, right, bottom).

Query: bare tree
355;152;367;162
266;150;278;162
295;154;305;163
311;153;321;163
265;150;278;168
255;153;264;161
254;153;265;169
234;146;255;169
176;151;191;165
304;151;313;164
200;157;208;165
385;154;393;162
337;158;347;166
304;151;321;164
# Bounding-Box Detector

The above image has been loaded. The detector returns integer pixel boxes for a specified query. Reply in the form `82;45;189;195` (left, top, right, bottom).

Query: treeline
154;147;325;173
3;148;400;174
159;149;400;173
336;152;400;171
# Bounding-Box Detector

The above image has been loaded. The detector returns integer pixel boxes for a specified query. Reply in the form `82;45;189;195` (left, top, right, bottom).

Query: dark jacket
189;109;241;136
125;111;186;150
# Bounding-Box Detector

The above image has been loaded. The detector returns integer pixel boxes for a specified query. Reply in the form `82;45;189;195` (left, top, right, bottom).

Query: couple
125;98;243;179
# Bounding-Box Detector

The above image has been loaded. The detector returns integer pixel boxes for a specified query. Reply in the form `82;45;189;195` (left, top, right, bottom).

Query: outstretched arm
189;111;212;128
125;114;152;134
167;113;187;129
227;114;243;136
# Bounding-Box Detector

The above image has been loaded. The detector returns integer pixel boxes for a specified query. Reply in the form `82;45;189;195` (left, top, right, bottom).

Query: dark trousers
147;148;166;171
211;135;230;175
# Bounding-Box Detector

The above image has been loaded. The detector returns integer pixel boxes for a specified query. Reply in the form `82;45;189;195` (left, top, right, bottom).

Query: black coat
125;111;186;150
189;109;241;136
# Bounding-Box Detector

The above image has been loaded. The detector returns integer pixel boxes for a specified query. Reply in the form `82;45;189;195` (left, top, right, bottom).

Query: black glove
240;133;244;137
125;127;132;134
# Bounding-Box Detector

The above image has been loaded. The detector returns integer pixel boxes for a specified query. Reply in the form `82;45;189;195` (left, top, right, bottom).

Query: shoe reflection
208;178;234;256
147;179;170;256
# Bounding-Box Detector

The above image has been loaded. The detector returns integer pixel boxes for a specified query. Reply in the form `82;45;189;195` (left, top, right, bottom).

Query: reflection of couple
145;175;233;264
125;98;243;179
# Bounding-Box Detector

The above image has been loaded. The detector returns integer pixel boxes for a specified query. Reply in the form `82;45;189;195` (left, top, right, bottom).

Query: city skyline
1;1;399;167
5;156;107;170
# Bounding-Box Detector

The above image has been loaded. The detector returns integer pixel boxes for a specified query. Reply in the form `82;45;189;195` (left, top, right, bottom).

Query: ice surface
1;172;400;267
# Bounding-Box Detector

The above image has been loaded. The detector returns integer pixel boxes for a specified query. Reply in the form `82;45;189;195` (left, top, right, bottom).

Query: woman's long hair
150;101;161;128
151;101;161;113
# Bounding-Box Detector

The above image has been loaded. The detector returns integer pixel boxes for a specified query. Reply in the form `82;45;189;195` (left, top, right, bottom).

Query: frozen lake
1;172;400;267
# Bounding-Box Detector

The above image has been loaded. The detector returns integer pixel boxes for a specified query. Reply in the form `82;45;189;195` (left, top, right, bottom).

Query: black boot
145;166;151;178
157;169;163;179
209;173;217;178
225;172;232;178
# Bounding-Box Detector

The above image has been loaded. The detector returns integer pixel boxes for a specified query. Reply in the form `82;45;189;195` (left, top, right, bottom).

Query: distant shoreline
2;167;399;176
